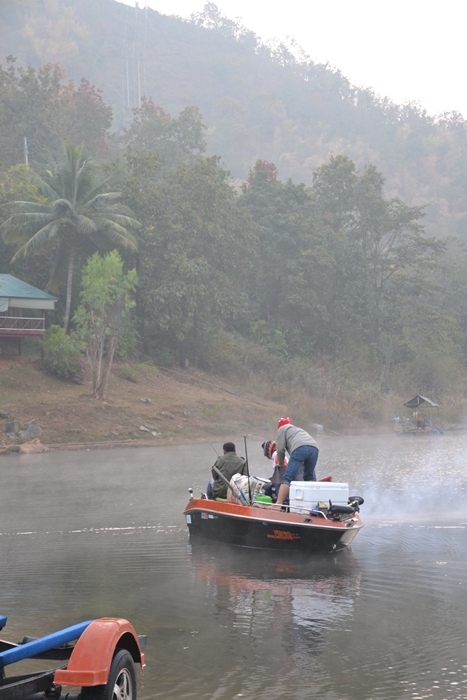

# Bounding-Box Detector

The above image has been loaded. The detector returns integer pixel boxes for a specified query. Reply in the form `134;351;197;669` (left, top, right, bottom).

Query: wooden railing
0;316;45;335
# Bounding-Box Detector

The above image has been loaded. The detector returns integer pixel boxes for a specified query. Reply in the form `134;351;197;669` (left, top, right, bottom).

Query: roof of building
0;274;57;301
403;395;439;409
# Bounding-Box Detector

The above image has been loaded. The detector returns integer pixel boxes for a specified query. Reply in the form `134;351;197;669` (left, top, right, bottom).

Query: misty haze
2;2;467;699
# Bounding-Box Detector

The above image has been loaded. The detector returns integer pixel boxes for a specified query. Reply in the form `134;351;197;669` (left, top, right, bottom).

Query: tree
312;154;447;383
120;147;161;353
0;163;46;277
123;99;207;169
140;156;256;366
441;243;467;366
57;76;113;155
240;160;335;355
74;250;137;400
0;57;112;167
1;142;140;331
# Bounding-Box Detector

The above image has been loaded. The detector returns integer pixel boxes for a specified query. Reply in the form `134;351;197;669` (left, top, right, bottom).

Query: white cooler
289;481;349;513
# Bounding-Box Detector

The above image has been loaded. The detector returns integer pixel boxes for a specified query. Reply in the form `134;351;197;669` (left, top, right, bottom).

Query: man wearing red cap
275;417;319;507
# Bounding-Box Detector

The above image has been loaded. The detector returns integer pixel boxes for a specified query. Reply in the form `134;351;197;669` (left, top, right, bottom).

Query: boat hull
184;499;362;554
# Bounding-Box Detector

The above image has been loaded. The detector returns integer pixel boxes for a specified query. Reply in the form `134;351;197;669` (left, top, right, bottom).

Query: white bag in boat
228;474;263;505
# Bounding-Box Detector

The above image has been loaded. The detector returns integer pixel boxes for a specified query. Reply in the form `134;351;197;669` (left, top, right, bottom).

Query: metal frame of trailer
0;615;145;700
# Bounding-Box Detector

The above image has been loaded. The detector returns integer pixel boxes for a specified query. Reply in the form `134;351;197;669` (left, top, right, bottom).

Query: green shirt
211;452;247;499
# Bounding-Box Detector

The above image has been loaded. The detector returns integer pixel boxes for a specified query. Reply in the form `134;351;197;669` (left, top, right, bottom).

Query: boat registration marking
267;529;301;541
186;515;192;524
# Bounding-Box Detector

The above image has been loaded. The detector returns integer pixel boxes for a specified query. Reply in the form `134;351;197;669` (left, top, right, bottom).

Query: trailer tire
80;649;137;700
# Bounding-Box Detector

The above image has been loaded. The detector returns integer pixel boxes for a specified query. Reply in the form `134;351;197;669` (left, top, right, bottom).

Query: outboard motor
328;495;364;520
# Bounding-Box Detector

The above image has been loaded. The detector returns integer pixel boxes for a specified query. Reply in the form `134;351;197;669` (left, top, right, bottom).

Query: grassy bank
0;357;287;448
1;354;463;450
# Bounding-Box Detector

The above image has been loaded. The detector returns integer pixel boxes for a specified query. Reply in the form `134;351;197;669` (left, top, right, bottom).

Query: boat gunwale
184;498;363;533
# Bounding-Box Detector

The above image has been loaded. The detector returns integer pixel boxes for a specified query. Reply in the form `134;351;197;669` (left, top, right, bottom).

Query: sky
122;0;466;118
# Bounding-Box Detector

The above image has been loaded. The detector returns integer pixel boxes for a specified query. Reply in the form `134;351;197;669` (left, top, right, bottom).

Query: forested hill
1;0;467;240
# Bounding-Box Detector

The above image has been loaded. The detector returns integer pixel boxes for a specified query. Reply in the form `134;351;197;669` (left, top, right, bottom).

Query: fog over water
1;434;466;699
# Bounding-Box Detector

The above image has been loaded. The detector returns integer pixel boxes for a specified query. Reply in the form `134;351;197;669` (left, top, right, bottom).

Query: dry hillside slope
0;358;285;449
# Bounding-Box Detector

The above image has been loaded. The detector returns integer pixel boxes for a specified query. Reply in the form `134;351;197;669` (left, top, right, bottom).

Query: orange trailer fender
54;618;145;687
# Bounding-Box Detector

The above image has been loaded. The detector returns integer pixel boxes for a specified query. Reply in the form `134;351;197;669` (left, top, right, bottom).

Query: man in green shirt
208;442;248;499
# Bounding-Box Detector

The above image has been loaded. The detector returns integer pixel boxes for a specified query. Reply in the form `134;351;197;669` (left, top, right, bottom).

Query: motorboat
184;478;364;554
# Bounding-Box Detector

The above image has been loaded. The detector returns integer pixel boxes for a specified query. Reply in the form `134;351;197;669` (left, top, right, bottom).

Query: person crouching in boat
207;442;248;500
262;439;287;499
274;417;319;508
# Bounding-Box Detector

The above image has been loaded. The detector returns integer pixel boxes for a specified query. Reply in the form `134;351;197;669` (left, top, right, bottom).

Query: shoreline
7;426;465;455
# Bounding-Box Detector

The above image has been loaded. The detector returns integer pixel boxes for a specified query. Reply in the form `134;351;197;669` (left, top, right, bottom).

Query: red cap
277;417;292;429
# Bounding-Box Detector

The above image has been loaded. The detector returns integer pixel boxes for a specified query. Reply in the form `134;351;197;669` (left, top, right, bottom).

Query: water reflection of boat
396;395;444;435
184;481;364;554
190;542;362;659
189;539;360;580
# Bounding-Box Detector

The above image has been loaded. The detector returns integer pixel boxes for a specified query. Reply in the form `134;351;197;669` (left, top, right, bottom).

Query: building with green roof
0;274;57;354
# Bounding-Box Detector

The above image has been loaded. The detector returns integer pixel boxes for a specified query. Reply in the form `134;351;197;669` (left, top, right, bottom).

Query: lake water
1;434;467;699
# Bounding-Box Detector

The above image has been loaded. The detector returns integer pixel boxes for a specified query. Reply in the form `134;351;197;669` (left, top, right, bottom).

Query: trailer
0;615;145;700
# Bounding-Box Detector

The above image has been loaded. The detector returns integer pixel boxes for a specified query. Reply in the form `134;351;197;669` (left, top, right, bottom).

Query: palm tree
1;143;140;331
